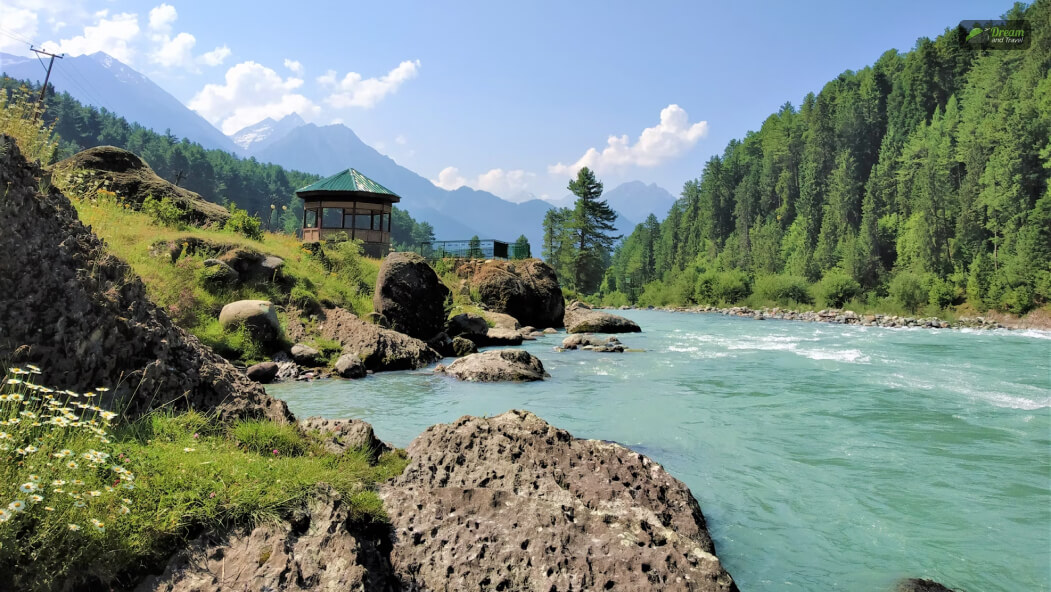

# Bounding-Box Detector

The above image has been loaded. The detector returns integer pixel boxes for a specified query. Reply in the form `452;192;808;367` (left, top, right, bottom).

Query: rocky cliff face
0;135;289;422
381;410;738;591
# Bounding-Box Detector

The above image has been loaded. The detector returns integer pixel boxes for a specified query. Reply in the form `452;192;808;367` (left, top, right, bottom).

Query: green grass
0;370;408;592
53;182;380;362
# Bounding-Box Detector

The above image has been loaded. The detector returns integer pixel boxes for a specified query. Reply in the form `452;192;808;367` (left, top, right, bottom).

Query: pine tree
566;167;620;293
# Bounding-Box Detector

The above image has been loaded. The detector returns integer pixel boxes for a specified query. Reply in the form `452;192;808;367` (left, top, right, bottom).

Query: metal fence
417;239;530;260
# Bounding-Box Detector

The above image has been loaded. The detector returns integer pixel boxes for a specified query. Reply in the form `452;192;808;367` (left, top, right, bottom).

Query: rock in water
245;362;279;384
382;410;738;591
333;353;367;379
289;343;322;366
318;307;440;372
373;252;450;340
451;335;478;357
471;259;565;328
435;349;547;382
446;312;489;338
219;300;283;345
0;135;289;423
564;301;642;334
895;579;958;592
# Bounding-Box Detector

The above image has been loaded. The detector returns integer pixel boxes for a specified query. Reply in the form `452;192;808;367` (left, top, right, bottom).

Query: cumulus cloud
431;166;537;202
0;6;38;53
284;58;303;75
147;3;177;32
151;31;195;68
189;60;319;134
549;104;708;177
199;45;230;66
320;59;420;109
48;11;141;63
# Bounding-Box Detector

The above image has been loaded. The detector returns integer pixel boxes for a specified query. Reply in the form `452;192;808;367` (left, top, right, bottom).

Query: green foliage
545;167;621;293
605;1;1050;316
816;272;861;308
223;203;263;241
194;316;266;364
694;269;752;305
311;337;344;366
467;235;483;258
889;271;928;313
289;282;321;315
0;85;58;164
753;274;813;305
140;194;185;229
600;291;630;308
511;234;531;259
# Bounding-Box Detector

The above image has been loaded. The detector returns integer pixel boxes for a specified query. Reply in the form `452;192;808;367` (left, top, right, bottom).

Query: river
268;309;1051;591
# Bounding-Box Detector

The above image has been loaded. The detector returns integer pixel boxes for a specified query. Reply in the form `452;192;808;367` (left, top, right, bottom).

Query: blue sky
0;0;1009;203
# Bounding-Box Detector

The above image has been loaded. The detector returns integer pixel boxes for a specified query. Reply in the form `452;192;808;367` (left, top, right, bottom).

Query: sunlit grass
0;368;408;591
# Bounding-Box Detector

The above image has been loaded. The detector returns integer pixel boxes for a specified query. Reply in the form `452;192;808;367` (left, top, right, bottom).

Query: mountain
230;113;305;154
245;121;553;250
0;51;236;152
602;181;676;223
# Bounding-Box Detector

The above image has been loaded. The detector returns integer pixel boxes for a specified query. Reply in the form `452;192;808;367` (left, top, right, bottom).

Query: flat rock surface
381;410;738;591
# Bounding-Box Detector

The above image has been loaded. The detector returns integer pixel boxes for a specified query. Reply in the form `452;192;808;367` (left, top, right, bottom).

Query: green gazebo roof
296;168;400;202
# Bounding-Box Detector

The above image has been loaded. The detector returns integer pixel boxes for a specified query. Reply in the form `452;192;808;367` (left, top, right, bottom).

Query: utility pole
30;46;63;122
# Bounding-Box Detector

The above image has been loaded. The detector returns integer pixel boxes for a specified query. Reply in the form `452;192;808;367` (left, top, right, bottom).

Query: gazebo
295;168;401;257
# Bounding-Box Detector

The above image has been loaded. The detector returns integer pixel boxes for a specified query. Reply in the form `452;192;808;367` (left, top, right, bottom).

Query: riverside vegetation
569;2;1051;323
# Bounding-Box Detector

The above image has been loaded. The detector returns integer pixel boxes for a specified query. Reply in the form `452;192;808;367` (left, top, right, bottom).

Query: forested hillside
604;1;1050;314
0;78;434;246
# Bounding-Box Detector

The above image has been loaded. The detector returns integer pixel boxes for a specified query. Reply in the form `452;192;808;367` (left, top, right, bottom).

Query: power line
29;46;63;122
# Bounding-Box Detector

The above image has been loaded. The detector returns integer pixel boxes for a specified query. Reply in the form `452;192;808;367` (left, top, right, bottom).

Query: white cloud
199;45;230;66
47;11;141;64
148;3;177;32
0;6;38;53
151;31;195;68
320;59;420;109
394;134;407;145
549;104;708;177
431;166;537;202
284;58;303;75
189;61;319;134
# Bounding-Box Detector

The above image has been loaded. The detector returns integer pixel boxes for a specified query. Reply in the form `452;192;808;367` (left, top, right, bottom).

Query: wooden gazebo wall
301;198;393;257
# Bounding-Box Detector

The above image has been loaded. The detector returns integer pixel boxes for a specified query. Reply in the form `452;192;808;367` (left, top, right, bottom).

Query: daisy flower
118;505;130;515
18;483;38;494
90;518;105;533
67;523;80;531
8;500;26;512
29;494;43;503
0;509;10;522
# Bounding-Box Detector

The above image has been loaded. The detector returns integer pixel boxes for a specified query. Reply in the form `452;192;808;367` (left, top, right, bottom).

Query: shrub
140;195;185;228
289;283;321;315
817;272;861;308
998;285;1034;314
927;277;957;309
0;85;58;164
601;291;630;308
889;271;927;313
753;274;813;305
695;270;752;305
223;204;263;241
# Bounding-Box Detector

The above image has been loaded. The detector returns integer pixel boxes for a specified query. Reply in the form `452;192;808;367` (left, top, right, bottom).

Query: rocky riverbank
627;304;1017;331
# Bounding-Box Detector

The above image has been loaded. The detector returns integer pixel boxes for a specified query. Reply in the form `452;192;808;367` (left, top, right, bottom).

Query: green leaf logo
965;27;984;43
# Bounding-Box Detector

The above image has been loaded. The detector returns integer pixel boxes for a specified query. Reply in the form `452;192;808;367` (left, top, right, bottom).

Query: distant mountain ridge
0;51;237;152
231;113;306;154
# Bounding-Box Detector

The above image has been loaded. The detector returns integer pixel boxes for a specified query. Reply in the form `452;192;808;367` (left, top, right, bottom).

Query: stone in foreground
564;301;642;334
381;410;738;591
436;349;547;382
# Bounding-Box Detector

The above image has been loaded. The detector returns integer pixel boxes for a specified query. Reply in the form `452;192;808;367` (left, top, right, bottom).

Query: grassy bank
0;368;406;591
58;184;379;365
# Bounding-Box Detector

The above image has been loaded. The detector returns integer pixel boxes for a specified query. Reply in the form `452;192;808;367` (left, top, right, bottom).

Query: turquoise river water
268;310;1051;591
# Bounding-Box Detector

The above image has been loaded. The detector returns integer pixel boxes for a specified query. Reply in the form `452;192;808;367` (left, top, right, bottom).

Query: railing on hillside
417;239;530;260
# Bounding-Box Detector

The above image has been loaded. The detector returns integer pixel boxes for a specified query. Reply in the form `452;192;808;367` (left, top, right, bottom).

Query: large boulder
446;312;489;338
451;336;478;357
50;145;230;227
435;349;547;382
468;259;565;328
564;301;642;334
0;136;289;423
245;362;279;384
381;410;738;591
317;308;440;372
333;354;367;379
373;252;450;340
219;300;282;344
137;485;398;592
218;248;286;285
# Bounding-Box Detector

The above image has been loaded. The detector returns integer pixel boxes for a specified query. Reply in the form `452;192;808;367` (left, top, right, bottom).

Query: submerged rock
564;301;642;334
436;349;547;382
0;135;289;423
562;333;626;352
895;578;958;592
382;410;738;591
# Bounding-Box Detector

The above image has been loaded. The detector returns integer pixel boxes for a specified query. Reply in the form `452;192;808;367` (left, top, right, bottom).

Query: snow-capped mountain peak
229;113;306;152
